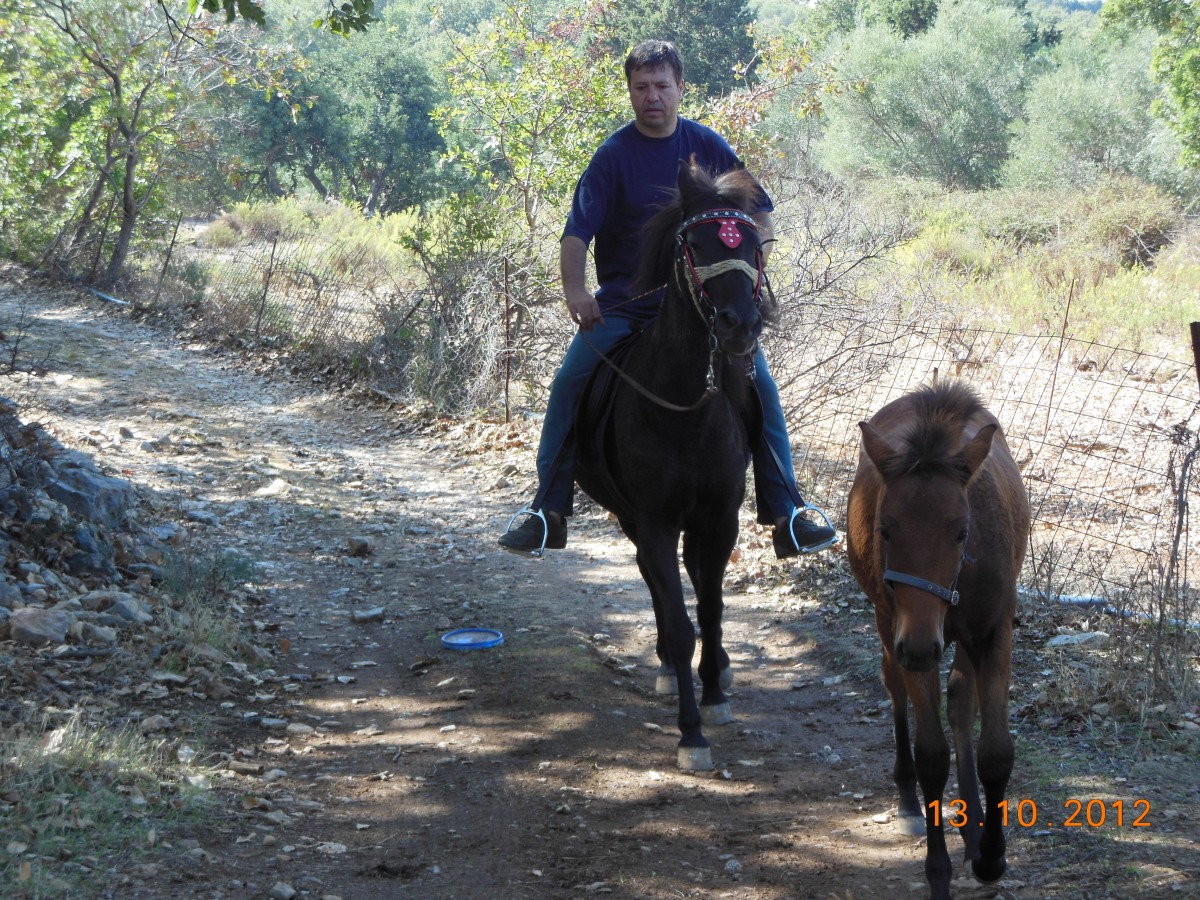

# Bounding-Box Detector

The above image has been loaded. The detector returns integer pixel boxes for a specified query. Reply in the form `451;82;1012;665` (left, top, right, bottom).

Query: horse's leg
877;603;924;837
683;529;735;725
907;668;953;900
625;522;678;696
971;632;1015;884
636;530;710;771
682;532;733;693
947;649;984;865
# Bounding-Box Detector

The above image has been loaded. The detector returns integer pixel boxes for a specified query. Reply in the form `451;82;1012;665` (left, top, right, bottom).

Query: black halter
674;208;765;324
883;523;969;607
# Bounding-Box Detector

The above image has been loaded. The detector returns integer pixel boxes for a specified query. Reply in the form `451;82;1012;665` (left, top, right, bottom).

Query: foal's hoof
719;666;733;691
677;745;714;771
700;702;734;725
972;855;1007;884
896;813;926;836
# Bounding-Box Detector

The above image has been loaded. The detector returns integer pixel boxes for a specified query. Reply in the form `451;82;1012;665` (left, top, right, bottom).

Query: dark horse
846;382;1030;900
573;160;771;771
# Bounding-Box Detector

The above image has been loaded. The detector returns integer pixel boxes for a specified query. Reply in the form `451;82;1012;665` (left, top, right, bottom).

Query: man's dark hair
624;40;683;84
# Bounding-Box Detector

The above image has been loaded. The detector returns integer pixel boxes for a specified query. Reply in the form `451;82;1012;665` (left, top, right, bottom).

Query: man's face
628;64;684;138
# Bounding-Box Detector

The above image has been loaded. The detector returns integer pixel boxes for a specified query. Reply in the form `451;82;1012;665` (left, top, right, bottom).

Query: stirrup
786;504;839;554
504;507;551;558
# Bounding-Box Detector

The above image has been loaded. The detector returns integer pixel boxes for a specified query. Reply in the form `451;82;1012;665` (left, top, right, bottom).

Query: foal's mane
633;159;766;297
879;382;987;483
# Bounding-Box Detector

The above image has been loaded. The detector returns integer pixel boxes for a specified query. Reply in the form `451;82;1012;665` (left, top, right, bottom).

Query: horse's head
637;158;771;358
858;416;997;672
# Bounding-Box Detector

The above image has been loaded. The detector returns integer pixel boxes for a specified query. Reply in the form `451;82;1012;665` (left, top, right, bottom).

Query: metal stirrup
504;507;551;558
785;504;839;554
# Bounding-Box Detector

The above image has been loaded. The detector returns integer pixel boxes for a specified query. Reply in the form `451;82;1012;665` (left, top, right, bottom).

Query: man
499;39;836;558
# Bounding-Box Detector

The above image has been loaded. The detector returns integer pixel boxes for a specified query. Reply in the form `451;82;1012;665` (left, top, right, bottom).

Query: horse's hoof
700;702;734;725
972;855;1007;883
677;745;714;771
896;814;926;836
655;673;679;695
719;666;733;691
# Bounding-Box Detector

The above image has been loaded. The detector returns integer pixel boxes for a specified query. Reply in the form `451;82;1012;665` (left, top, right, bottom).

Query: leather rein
585;208;767;414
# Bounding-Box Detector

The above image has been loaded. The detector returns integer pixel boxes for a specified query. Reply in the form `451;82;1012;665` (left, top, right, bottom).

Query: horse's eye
956;530;968;544
878;527;891;544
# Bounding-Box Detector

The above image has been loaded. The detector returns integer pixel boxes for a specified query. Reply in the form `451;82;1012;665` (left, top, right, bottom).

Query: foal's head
859;384;996;671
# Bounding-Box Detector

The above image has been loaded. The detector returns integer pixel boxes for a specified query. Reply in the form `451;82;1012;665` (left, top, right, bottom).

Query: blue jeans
532;313;801;524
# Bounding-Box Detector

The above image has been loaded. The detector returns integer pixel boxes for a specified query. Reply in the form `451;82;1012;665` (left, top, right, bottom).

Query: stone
9;607;73;646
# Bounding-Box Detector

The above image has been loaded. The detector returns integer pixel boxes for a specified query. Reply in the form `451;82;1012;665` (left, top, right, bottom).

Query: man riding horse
499;39;836;558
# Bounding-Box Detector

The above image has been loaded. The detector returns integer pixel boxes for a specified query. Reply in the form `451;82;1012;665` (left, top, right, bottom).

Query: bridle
674;208;765;326
883;522;969;607
583;206;767;414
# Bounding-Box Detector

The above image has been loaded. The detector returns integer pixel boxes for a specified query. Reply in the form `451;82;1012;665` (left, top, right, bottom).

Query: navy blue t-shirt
562;118;774;320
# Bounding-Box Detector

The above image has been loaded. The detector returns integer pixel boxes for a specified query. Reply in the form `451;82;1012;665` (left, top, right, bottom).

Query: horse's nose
716;307;761;351
895;636;943;673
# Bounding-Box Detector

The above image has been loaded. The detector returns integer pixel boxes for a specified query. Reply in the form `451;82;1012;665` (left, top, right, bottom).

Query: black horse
573;159;772;770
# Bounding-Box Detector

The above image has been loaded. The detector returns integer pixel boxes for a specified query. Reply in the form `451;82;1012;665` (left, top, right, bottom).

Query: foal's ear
859;421;896;472
958;423;998;481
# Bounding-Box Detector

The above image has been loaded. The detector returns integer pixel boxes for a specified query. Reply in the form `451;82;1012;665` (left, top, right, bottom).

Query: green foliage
889;174;1188;345
817;0;1029;189
1102;0;1200;167
190;0;378;34
601;0;756;98
438;3;627;236
1002;26;1200;204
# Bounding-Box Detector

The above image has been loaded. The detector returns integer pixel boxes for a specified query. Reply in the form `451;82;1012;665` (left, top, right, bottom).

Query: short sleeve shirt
562;118;774;320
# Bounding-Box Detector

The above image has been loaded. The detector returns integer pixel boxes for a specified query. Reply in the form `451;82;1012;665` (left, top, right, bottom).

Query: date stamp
929;798;1152;829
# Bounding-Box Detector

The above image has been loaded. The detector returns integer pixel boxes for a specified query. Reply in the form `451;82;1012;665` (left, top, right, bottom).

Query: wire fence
164;234;1200;653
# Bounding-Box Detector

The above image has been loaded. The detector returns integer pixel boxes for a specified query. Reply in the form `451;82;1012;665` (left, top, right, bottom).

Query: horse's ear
958;423;998;481
859;421;896;473
677;154;701;190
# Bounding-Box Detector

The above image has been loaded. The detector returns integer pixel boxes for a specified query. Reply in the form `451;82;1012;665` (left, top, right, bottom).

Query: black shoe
774;508;838;558
498;511;567;555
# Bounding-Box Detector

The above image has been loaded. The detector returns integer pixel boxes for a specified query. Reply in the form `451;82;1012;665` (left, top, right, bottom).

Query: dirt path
4;282;1197;899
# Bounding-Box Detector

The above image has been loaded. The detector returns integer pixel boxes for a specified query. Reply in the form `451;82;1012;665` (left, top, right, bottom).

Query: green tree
1002;26;1200;200
190;0;377;35
1102;0;1200;166
817;0;1029;189
601;0;755;98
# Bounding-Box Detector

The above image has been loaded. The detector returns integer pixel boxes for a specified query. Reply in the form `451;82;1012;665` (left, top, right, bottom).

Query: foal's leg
878;610;924;836
636;530;709;770
907;668;954;900
683;529;735;725
971;635;1015;884
947;649;984;865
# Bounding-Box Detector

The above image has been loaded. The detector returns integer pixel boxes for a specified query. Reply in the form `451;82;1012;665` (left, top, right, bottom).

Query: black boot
498;511;567;555
773;509;837;558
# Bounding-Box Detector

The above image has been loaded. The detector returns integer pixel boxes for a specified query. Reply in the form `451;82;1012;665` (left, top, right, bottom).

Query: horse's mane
877;382;987;483
633;160;767;299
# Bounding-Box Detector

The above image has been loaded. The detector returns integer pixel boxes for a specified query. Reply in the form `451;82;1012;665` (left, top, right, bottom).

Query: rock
346;536;374;557
350;606;385;623
269;883;297;900
139;715;172;733
1046;632;1110;648
9;607;73;645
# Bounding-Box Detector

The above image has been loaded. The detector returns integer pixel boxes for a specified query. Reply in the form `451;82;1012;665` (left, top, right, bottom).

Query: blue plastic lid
441;628;504;650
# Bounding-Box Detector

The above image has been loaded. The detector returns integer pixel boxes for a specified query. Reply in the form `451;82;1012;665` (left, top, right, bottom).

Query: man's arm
752;210;775;265
560;235;604;331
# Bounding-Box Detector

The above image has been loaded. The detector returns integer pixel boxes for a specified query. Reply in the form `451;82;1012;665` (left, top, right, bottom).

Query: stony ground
1;278;1197;899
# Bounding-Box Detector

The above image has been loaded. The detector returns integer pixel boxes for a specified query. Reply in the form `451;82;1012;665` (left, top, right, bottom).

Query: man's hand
565;289;604;332
560;236;604;332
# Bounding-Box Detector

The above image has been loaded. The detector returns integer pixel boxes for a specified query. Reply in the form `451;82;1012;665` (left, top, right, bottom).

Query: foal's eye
878;527;891;544
956;530;968;544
